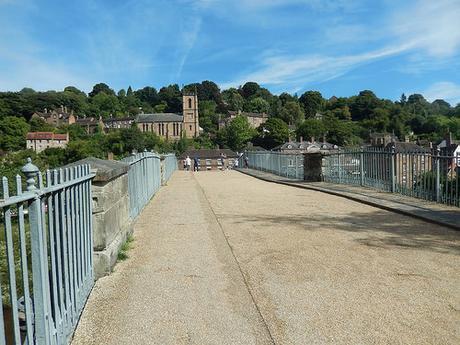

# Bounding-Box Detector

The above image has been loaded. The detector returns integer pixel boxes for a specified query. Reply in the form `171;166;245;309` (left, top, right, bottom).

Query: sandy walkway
73;171;460;345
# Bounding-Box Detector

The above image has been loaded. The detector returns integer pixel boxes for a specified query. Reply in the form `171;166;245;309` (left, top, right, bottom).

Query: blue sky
1;0;460;105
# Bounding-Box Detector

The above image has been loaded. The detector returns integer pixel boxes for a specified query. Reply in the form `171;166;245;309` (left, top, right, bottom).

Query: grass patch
117;235;134;262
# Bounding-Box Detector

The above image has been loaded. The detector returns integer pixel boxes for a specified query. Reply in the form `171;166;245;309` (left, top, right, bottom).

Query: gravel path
72;171;460;345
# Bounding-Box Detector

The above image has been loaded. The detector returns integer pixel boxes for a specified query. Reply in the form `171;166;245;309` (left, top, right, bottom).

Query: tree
89;92;121;118
279;101;305;126
158;84;182;113
29;117;54;132
254;118;289;149
240;82;260;99
349;90;381;121
299;91;324;118
222;88;244;111
225;115;256;151
0;116;30;151
296;119;326;142
245;97;270;114
89;83;115;98
135;87;159;107
198;100;218;133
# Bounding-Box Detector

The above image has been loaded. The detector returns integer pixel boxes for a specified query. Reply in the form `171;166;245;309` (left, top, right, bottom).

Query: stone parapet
69;157;132;279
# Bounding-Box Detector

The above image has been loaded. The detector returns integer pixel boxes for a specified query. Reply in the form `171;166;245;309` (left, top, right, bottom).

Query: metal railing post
390;144;396;193
360;149;364;186
22;158;52;345
436;148;441;202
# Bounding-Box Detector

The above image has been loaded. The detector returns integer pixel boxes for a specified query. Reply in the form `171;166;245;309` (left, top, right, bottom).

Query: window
206;159;212;165
189;125;192;131
188;98;192;108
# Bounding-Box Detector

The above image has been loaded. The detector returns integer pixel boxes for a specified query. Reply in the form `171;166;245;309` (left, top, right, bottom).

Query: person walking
220;152;226;171
185;155;192;171
244;154;249;168
193;156;199;172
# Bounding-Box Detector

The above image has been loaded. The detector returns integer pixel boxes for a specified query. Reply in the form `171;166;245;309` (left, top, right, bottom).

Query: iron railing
122;152;177;219
0;159;95;345
244;151;304;180
122;152;161;219
162;154;177;183
323;147;460;207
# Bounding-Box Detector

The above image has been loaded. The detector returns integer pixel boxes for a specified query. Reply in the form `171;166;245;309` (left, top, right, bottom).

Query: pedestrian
185;155;192;171
220;152;226;170
234;155;239;169
244;154;249;168
193;156;199;172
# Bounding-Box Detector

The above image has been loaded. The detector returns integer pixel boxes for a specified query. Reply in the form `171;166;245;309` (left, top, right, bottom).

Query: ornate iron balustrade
0;159;95;345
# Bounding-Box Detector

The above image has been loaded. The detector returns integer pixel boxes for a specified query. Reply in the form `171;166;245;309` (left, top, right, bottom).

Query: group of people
183;152;249;171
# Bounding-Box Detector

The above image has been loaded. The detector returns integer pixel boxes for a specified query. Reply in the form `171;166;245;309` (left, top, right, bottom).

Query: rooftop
137;113;184;123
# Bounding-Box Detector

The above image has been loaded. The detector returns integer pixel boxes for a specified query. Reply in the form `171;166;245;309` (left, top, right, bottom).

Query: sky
0;0;460;105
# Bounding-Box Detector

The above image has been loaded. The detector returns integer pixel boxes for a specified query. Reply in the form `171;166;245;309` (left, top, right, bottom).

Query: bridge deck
72;171;460;345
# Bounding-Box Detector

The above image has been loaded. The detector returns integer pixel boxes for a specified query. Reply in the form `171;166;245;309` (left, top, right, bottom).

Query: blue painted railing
244;151;304;180
323;147;460;207
122;152;162;219
162;154;177;183
0;159;95;345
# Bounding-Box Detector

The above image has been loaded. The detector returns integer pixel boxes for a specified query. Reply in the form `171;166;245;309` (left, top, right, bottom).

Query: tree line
1;80;459;167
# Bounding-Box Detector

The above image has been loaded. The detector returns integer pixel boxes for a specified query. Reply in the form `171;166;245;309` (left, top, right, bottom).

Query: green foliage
0;116;30;151
254;117;289;149
279;101;305;126
117;235;134;262
29;116;54;132
296;119;326;141
299;91;325;118
225;115;256;151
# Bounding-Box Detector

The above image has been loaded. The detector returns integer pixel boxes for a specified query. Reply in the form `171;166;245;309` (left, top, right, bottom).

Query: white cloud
221;0;460;91
423;82;460;106
391;0;460;58
220;43;413;90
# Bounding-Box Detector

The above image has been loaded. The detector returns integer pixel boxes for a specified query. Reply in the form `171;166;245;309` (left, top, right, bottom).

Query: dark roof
386;142;430;153
104;117;135;123
179;149;238;159
228;111;268;118
137;113;183;123
76;117;100;125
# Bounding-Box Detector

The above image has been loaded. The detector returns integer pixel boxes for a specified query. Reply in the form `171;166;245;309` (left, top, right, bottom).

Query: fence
162;154;177;183
245;151;304;180
0;159;95;345
323;147;460;207
122;152;162;219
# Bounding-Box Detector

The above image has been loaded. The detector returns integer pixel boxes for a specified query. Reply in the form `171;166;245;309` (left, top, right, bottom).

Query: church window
188;98;192;108
189;125;192;131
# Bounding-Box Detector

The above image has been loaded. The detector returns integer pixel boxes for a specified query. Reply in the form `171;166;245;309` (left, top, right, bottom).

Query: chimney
404;135;410;143
44;107;47;113
322;134;326;143
311;136;315;143
300;136;303;143
447;131;452;147
64;106;68;113
60;105;64;112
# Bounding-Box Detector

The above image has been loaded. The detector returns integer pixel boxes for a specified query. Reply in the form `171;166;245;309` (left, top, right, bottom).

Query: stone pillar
160;155;166;186
66;157;132;279
303;153;323;182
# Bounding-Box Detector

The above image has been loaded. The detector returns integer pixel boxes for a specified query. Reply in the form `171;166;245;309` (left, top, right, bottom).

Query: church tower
182;92;199;138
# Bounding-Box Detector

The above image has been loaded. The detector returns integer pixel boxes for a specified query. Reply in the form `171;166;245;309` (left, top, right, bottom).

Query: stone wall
303;153;323;182
69;157;132;279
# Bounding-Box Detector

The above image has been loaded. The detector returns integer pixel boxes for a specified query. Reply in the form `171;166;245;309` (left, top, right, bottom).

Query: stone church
136;93;199;140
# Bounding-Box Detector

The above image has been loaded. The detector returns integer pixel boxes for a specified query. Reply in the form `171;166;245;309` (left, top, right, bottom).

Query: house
26;132;69;153
385;142;431;186
219;110;268;129
370;132;398;148
32;106;76;127
137;93;199;140
178;149;238;170
75;117;104;134
272;139;339;154
103;117;135;131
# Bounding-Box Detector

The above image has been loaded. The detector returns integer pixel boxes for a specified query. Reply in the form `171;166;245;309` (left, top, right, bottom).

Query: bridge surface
72;171;460;345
